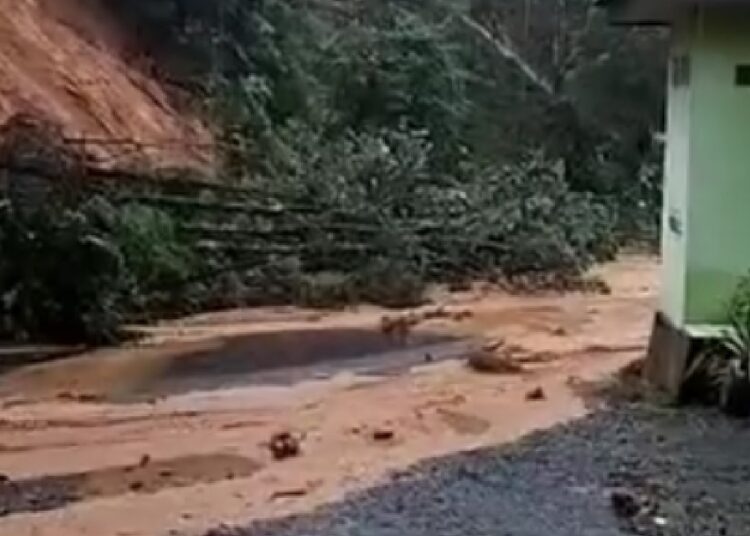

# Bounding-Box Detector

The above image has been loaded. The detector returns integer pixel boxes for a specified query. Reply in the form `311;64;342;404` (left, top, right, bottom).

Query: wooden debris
56;391;104;404
270;488;309;500
422;307;449;320
525;387;546;401
452;310;474;321
380;315;413;343
552;326;568;336
467;349;524;375
372;429;395;442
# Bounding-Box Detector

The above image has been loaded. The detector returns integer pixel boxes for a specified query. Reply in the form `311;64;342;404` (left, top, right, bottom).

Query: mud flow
0;257;657;536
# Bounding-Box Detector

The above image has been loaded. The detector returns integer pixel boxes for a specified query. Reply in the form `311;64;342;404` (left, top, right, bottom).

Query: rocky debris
268;432;302;461
525;387;546;401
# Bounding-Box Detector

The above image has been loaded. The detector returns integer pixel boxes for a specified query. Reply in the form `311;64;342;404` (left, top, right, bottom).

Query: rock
268;432;301;461
0;474;9;484
372;429;395;442
139;454;151;467
610;489;641;518
424;353;434;363
552;326;568;336
525;387;546;401
129;481;144;492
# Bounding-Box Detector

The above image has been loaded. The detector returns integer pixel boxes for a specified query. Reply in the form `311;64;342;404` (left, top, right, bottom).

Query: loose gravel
208;403;750;536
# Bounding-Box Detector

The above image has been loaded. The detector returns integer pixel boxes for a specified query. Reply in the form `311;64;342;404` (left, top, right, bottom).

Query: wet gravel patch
0;454;261;518
210;404;750;536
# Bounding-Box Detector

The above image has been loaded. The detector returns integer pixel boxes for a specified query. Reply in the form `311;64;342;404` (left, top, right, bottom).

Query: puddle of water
0;454;261;518
0;327;465;403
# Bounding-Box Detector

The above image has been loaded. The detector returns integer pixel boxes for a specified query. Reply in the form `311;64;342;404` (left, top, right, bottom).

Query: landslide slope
0;0;213;170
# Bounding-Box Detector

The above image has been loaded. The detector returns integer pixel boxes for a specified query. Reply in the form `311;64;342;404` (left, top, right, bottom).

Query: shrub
112;204;198;315
0;198;201;343
0;198;129;343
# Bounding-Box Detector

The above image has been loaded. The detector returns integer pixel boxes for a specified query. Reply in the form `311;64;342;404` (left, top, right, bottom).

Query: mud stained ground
0;257;656;536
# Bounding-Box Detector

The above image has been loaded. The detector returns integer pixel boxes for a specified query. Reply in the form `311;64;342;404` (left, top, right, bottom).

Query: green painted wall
682;9;750;325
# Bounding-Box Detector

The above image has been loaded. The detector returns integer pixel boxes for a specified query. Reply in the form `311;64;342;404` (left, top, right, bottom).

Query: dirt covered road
0;257;656;536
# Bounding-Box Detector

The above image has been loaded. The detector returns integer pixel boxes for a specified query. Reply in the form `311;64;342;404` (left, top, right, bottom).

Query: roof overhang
599;0;748;26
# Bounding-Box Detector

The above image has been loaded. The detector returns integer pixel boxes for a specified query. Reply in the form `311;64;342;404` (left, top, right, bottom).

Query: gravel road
212;403;750;536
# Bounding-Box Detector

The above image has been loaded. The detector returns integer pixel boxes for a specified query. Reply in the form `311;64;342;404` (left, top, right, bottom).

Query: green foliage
684;275;750;413
113;204;197;314
724;277;750;377
0;199;129;343
0;199;201;343
352;257;427;309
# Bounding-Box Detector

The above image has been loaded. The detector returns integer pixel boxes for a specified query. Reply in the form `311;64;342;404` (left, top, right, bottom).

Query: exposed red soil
0;0;213;170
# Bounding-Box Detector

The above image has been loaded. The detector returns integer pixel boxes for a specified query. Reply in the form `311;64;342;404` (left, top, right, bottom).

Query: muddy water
0;322;468;404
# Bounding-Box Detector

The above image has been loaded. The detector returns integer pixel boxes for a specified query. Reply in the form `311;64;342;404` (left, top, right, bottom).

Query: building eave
598;0;748;26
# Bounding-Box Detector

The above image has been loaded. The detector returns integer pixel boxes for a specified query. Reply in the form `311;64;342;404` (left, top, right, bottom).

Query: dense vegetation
0;0;666;343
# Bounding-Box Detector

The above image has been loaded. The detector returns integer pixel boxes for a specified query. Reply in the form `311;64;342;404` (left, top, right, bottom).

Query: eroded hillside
0;0;213;170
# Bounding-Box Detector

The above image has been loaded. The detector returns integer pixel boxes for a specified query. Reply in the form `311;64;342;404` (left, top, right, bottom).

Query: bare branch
458;14;554;97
